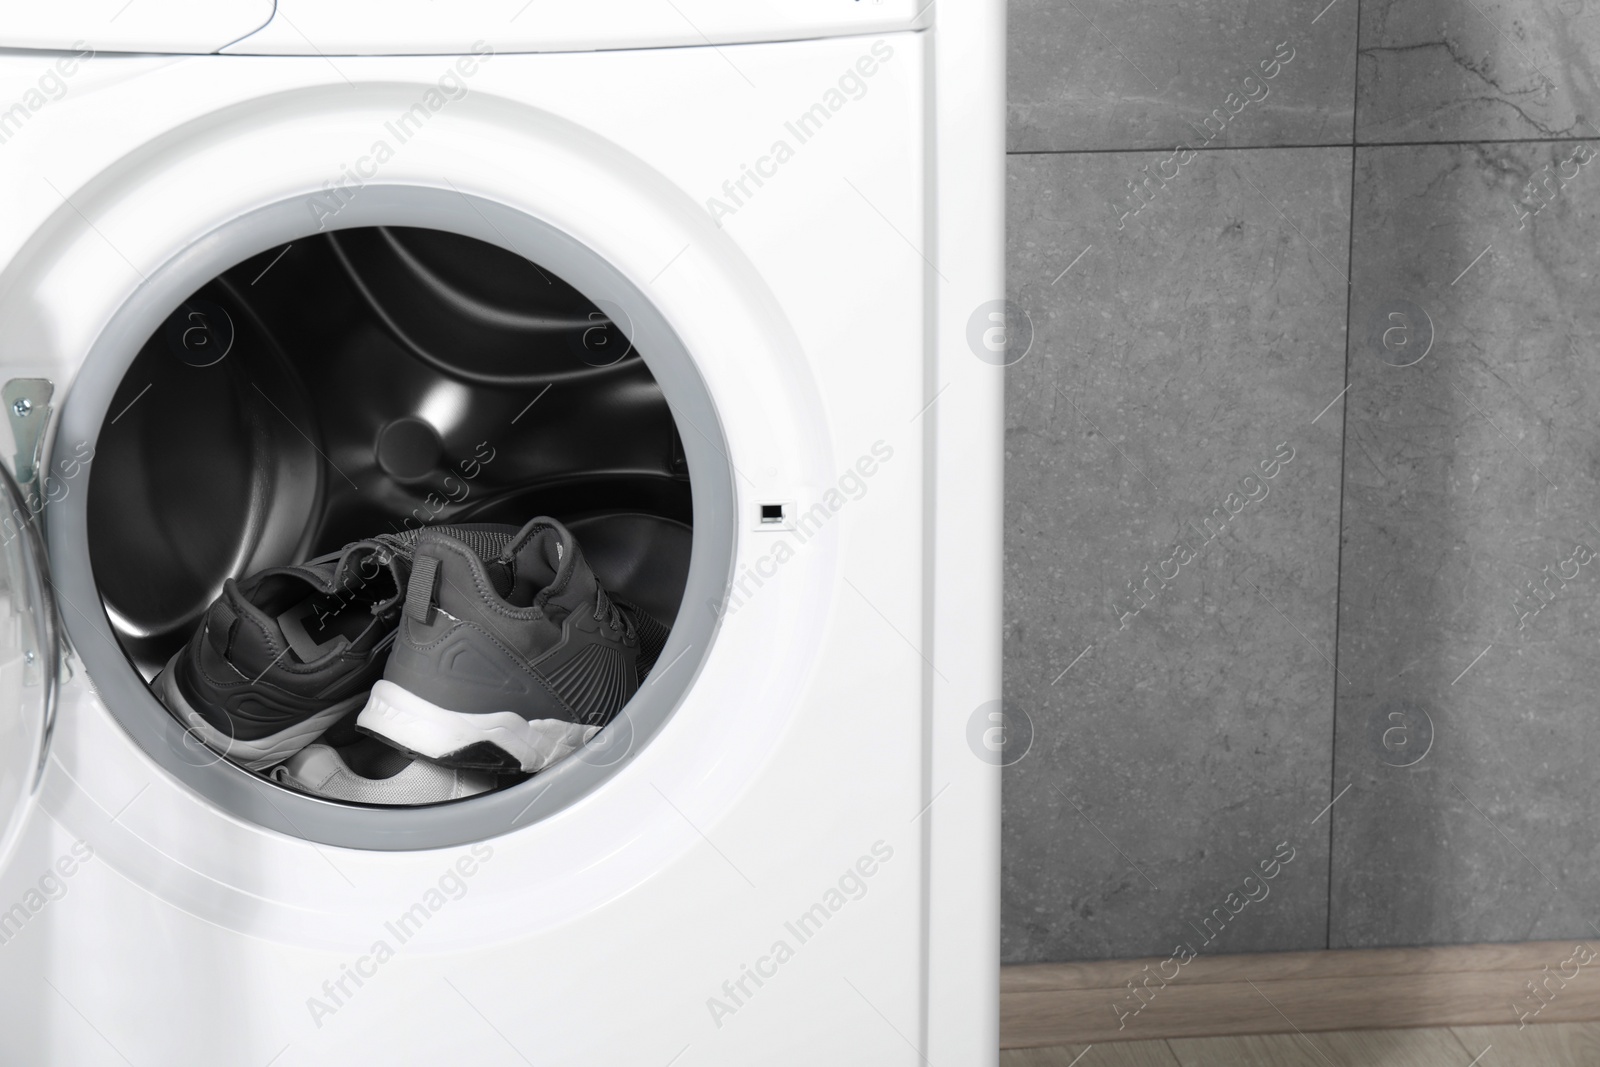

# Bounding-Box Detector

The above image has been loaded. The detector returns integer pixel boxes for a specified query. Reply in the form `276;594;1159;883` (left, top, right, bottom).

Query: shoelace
347;537;408;618
369;531;421;560
593;584;634;639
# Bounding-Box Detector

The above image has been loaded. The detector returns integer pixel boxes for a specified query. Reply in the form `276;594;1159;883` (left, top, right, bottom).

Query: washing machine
0;2;1002;1063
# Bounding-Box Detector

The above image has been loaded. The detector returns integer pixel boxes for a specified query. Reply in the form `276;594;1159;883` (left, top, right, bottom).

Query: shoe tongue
209;578;308;671
484;559;516;599
248;542;403;615
227;546;398;669
323;542;404;611
501;521;598;614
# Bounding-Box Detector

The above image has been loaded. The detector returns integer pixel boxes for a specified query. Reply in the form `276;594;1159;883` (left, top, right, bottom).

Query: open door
0;456;58;869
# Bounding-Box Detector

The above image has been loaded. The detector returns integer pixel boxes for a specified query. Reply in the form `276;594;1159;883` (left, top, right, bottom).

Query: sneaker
154;525;517;770
269;738;500;804
355;516;669;773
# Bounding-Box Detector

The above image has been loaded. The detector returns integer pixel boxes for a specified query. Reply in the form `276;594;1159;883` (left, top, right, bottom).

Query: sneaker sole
269;748;498;805
355;679;598;773
153;651;367;772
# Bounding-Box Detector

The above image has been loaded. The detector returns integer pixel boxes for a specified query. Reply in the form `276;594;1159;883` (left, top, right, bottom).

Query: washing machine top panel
225;0;929;55
0;0;929;55
0;0;273;53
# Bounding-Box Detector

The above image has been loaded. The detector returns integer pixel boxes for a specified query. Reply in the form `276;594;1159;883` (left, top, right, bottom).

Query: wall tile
1357;0;1600;142
1331;141;1600;947
1003;147;1349;962
1009;0;1358;152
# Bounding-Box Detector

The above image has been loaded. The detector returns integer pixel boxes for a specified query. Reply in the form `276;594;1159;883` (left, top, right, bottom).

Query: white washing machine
0;3;1002;1064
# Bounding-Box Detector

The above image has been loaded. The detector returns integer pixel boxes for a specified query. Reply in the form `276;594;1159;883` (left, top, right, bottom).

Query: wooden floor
1003;941;1600;1048
1000;1021;1600;1066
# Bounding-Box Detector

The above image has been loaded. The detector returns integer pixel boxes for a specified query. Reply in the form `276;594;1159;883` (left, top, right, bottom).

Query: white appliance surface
0;0;273;53
0;10;1000;1065
2;0;930;55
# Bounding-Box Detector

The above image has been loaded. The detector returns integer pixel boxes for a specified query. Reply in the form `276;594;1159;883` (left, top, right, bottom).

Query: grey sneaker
154;525;518;770
355;516;668;772
269;739;499;804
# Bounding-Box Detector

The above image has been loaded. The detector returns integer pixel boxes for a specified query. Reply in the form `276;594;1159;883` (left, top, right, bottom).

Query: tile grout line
1323;0;1364;955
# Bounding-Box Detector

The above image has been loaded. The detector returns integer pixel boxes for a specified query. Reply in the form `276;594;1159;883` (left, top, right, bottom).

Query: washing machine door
0;456;57;870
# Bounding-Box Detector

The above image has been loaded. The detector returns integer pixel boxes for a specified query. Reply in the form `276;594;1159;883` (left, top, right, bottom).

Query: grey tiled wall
1009;0;1358;150
1332;140;1600;949
1003;0;1600;964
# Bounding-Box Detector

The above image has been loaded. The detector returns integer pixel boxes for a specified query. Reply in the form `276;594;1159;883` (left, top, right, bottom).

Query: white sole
356;679;598;774
270;745;498;804
153;651;367;772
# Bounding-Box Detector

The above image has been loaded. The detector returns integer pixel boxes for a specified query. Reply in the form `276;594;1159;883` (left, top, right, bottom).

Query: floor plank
1451;1021;1600;1064
1167;1026;1470;1067
1006;1020;1600;1065
1169;1033;1335;1067
1004;942;1590;994
1000;1040;1180;1066
1004;940;1600;1046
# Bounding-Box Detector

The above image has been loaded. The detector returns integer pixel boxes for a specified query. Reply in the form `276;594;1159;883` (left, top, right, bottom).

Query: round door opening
48;190;734;849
